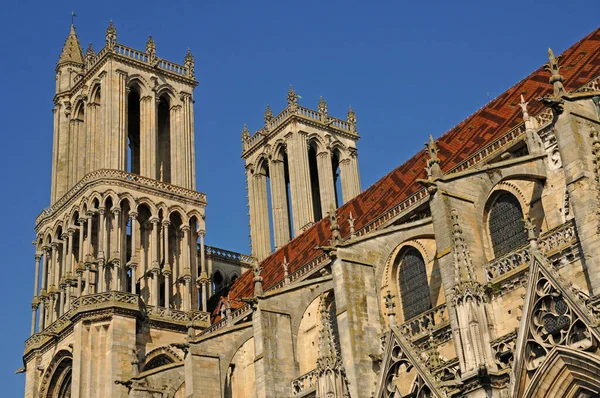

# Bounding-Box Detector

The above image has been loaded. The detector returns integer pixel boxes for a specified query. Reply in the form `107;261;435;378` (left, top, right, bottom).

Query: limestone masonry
22;22;600;397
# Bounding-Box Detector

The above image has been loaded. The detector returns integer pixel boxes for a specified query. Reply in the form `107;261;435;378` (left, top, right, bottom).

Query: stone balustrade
204;245;255;266
291;369;318;396
25;291;210;352
36;169;207;225
399;303;448;340
485;220;577;281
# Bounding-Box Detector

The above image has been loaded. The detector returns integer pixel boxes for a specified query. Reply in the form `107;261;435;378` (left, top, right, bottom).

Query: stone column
163;220;171;309
65;229;74;310
150;217;160;307
98;207;106;260
139;95;156;179
269;158;291;248
207;257;214;298
31;253;41;335
181;225;191;311
130;212;139;295
198;229;206;309
247;167;259;258
59;234;68;316
50;242;59;322
286;131;314;234
316;150;336;214
252;171;271;260
112;208;121;291
39;247;49;329
85;211;94;260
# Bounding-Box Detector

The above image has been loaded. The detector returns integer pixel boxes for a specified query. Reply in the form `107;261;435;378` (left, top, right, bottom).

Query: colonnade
30;204;210;335
248;132;361;261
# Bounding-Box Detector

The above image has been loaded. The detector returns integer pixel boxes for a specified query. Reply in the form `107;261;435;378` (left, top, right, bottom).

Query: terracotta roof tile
222;27;600;310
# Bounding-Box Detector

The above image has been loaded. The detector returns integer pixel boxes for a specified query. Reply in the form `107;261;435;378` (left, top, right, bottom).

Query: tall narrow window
157;95;171;183
127;89;141;174
308;144;322;221
488;192;528;258
284;152;294;238
332;150;342;208
397;247;431;321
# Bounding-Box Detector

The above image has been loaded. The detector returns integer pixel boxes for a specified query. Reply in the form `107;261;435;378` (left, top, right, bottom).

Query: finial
424;134;442;179
519;94;529;121
146;36;157;63
184;48;195;78
287;85;298;106
105;20;117;50
329;207;343;246
242;124;251;149
318;96;328;120
348;212;356;239
252;259;263;296
264;104;274;125
347;106;357;133
58;22;84;66
85;43;95;69
523;216;538;251
545;47;565;97
384;290;396;326
282;256;290;284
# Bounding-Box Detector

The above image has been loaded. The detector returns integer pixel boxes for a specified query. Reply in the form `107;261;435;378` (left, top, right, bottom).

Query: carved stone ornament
374;330;442;398
105;20;117;49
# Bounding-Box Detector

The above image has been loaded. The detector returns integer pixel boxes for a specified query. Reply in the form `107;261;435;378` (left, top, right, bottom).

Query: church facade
21;22;600;398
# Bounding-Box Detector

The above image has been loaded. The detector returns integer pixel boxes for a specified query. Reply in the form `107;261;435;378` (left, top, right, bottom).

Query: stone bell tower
23;22;211;398
242;86;361;260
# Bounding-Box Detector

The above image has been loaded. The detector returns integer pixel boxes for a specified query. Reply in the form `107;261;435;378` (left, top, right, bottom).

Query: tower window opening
284;152;294;238
157;95;171;183
127;89;141;174
332;151;343;208
308;144;322;221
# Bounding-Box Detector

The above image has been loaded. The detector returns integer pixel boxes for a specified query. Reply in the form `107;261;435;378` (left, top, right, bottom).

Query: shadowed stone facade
21;23;600;398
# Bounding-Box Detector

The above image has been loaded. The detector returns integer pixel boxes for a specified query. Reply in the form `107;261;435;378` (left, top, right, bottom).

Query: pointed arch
486;190;528;258
523;347;600;398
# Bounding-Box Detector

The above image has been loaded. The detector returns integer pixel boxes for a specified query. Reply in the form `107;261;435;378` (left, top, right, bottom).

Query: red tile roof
223;27;600;312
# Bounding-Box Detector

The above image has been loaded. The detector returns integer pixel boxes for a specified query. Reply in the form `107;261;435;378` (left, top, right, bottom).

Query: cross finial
71;11;77;26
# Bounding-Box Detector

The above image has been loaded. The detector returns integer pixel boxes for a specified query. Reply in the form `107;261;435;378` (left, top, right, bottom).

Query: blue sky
0;0;598;393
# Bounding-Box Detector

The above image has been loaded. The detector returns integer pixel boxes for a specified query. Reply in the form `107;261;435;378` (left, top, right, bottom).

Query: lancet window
488;192;528;258
127;87;141;174
397;247;431;321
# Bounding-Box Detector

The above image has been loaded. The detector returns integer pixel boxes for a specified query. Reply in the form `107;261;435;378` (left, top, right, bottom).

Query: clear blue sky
0;0;598;393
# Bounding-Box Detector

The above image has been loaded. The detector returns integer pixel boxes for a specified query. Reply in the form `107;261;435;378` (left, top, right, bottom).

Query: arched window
308;143;322;221
488;192;528;258
213;271;224;293
157;94;171;183
397;247;431;321
127;87;141;174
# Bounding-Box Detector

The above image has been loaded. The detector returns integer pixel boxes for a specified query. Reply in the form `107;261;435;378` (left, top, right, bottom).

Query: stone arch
522;347;600;398
118;193;136;211
87;79;102;100
126;75;150;95
142;346;182;372
224;337;256;398
155;84;178;101
101;190;119;208
87;192;103;210
272;140;287;161
296;294;323;374
168;206;187;221
135;198;158;216
38;349;73;398
307;134;326;153
52;220;64;240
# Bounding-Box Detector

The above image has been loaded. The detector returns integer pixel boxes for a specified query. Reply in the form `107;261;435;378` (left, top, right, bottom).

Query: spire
184;48;195;78
105;20;117;49
520;94;543;154
347;106;357;133
546;48;566;96
424;134;442;179
146;36;157;64
58;24;84;66
317;296;341;370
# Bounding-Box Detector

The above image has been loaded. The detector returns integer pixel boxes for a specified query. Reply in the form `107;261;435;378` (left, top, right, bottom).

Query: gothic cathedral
22;22;600;398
